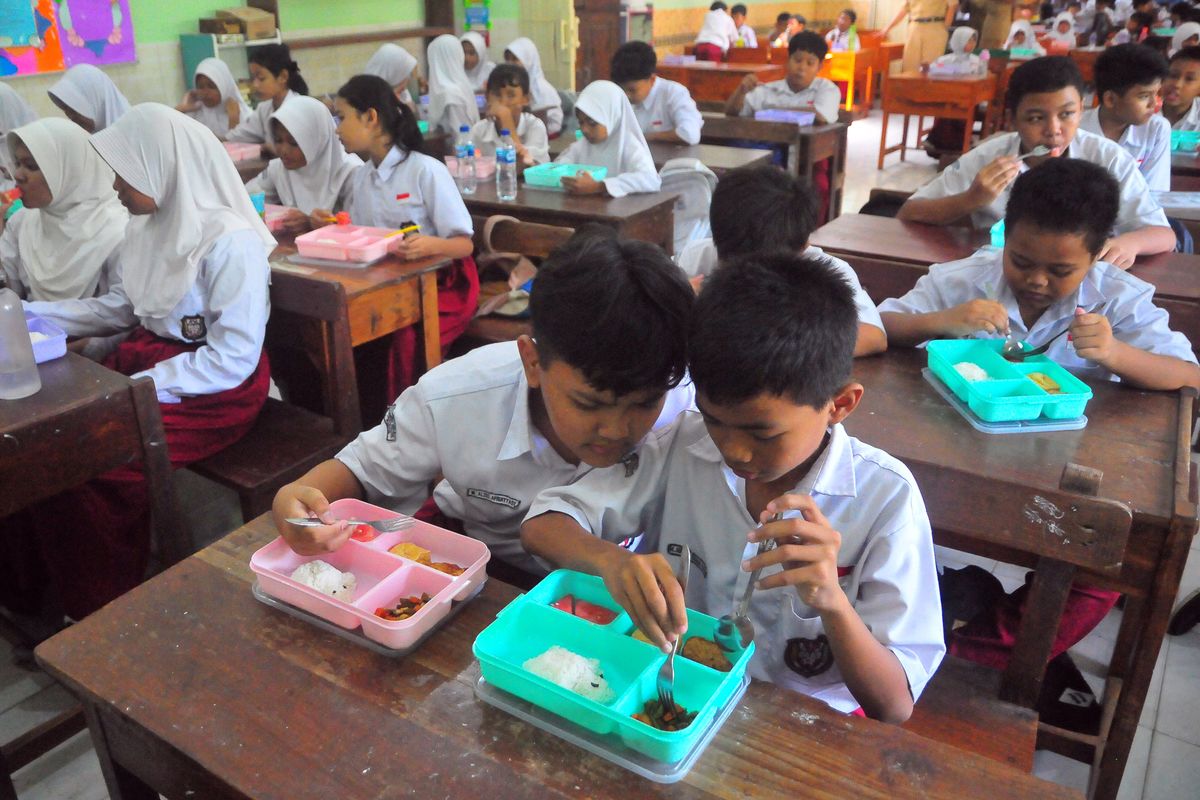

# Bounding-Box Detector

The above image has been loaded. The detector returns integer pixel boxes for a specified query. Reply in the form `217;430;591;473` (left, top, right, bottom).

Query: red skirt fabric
694;43;724;61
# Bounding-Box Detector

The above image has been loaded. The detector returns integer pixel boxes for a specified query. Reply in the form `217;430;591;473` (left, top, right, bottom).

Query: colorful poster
0;1;65;77
55;0;135;66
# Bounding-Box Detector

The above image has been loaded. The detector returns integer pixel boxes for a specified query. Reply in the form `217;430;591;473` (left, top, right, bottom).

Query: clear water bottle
496;129;518;201
0;288;40;399
455;124;477;195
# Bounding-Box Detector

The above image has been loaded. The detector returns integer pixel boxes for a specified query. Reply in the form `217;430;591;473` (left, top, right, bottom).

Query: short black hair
732;3;748;14
1129;10;1156;30
1006;56;1085;112
710;2;727;10
1170;45;1200;66
530;227;693;395
1067;0;1082;9
690;252;856;409
610;41;657;84
1171;1;1191;13
793;14;807;25
789;30;828;59
840;8;857;23
1005;159;1119;257
710;165;818;259
486;63;531;97
777;12;792;23
1094;44;1168;98
338;74;423;154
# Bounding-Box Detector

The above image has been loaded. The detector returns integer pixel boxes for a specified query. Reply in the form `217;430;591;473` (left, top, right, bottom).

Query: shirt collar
983;249;1107;334
498;368;538;460
374;145;406;183
686;423;858;499
639;76;662;110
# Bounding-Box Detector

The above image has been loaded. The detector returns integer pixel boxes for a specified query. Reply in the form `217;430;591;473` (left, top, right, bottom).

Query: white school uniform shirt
909;129;1169;230
188;58;251;138
555;80;662;197
505;38;563;137
737;23;758;48
343;145;473;237
1079;107;1171;192
471;111;550;163
336;341;697;574
527;415;946;712
1170;99;1200;132
696;9;740;52
825;28;858;52
631;77;703;145
877;247;1197;382
674;239;885;332
0;211;119;301
226;90;297;146
739;77;841;125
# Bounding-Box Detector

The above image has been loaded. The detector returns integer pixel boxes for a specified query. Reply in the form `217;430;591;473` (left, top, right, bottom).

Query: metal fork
656;544;691;712
284;516;414;533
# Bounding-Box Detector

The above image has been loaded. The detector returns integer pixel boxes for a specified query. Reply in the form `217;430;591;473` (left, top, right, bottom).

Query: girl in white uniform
425;34;481;135
1004;20;1047;54
364;43;422;111
504;37;564;136
47;63;129;132
461;31;496;92
554;80;661;197
244;95;361;234
177;57;251;138
21;104;274;620
1047;13;1078;48
931;26;986;75
226;43;308;153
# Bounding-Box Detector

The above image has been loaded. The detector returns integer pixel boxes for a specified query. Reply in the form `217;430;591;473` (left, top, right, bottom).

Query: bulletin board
0;0;136;78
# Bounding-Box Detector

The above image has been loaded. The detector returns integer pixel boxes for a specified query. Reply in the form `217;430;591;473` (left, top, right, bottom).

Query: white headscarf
460;32;496;92
1173;22;1200;54
0;84;37;136
948;26;977;56
505;37;559;113
1048;13;1077;44
1005;20;1044;53
190;58;252;137
47;64;130;131
426;34;480;131
264;96;362;213
364;43;419;108
572;80;657;186
89;104;273;318
6;118;127;301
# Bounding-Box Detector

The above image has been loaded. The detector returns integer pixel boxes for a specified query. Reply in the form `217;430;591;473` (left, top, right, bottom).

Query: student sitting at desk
273;228;695;582
225;44;307;154
425;35;481;135
769;11;795;44
461;32;497;93
1046;12;1079;48
363;43;422;112
471;64;550;166
930;26;986;75
1005;20;1047;54
695;1;740;61
47;64;129;133
675;164;886;356
176;58;249;138
504;38;564;137
554;80;662;197
521;252;945;722
897;56;1174;268
1079;44;1170;191
1110;10;1153;44
732;4;758;47
825;9;860;51
0;84;36;194
1160;45;1200;129
879;159;1199;671
725;31;840;125
1170;20;1200;54
611;41;704;145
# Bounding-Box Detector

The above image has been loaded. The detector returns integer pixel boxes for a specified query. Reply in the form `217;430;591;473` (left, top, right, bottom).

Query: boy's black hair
249;44;308;96
1129;10;1156;31
840;8;857;23
1005;158;1119;257
710;164;818;259
710;2;727;10
530;226;693;396
610;41;657;84
690;252;856;409
337;75;424;154
1006;56;1085;112
732;3;748;15
486;63;531;97
1094;44;1168;98
789;30;828;59
776;11;792;24
1169;44;1200;65
1171;1;1191;14
1067;0;1082;8
793;14;807;25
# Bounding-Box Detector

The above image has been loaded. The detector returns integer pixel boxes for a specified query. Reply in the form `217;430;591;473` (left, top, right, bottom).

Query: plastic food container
262;203;292;232
926;339;1092;422
753;109;815;126
523;162;609;190
250;498;490;649
1172;130;1200;153
223;141;261;162
24;312;66;364
445;154;497;179
294;224;407;263
989;218;1005;248
473;570;754;764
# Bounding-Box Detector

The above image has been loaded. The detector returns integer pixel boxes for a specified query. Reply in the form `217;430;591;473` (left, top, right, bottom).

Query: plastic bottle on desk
455;124;477;195
0;287;40;399
496;129;518;201
848;24;858;51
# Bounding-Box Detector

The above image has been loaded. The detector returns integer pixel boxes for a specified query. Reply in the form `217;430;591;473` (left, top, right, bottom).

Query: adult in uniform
883;0;961;72
980;0;1017;49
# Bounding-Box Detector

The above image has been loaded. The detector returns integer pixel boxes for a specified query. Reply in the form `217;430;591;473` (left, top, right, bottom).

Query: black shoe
1168;590;1200;636
938;564;1006;642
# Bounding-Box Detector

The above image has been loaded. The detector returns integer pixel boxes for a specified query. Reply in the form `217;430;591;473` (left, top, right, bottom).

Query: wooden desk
1170;151;1200;191
878;72;996;169
235;157;268;184
1070;47;1104;86
35;515;1081;800
463;181;677;253
656;61;785;105
548;138;774;175
820;49;875;110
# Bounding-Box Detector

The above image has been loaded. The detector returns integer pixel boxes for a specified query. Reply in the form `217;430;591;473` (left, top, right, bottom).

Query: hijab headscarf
48;64;130;131
1048;13;1077;44
1172;22;1200;54
190;58;252;137
6;118;127;301
460;32;496;92
0;83;38;185
948;26;977;56
265;95;361;213
505;37;559;114
89;104;273;318
426;35;480;131
571;81;659;194
1005;20;1044;53
365;43;419;106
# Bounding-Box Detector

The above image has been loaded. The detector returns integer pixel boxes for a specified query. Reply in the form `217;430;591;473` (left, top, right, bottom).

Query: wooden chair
727;46;770;63
981;53;1011;139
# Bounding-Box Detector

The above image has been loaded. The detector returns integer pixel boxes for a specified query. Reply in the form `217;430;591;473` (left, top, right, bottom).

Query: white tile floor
4;108;1200;799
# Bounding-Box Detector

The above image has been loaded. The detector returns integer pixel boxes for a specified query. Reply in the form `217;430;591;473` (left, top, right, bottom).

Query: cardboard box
199;17;241;35
216;7;275;40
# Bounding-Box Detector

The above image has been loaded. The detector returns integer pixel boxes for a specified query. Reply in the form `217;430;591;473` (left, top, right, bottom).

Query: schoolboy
1111;10;1153;43
695;1;740;61
898;56;1174;268
731;4;758;47
770;11;794;43
272;230;696;577
772;14;807;47
825;9;859;51
1079;44;1170;191
1161;46;1200;130
471;64;550;165
610;41;704;145
725;31;840;124
675;164;887;356
521;253;944;722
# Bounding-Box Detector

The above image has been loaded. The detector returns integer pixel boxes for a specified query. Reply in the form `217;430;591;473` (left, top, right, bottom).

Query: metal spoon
1017;145;1052;161
715;514;782;652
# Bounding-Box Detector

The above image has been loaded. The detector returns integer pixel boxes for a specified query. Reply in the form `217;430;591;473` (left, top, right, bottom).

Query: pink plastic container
294;224;406;263
263;203;292;233
224;141;261;162
445;154;497;179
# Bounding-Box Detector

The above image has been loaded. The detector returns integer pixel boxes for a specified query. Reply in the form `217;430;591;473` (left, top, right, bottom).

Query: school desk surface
655;61;786;105
547;138;774;175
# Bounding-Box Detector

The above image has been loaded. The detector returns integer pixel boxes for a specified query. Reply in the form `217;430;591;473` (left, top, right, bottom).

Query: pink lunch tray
224;141;261;162
445;154;497;179
263;203;292;233
249;498;491;650
294;224;406;262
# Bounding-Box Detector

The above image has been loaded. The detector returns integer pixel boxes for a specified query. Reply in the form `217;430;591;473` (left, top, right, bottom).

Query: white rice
29;331;49;343
523;645;616;703
953;361;990;383
290;560;356;601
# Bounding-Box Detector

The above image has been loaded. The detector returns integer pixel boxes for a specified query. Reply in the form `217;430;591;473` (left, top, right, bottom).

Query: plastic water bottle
0;288;40;399
848;24;858;51
496;129;518;201
455;124;477;195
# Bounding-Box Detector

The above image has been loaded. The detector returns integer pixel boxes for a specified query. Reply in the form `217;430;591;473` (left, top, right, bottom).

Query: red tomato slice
350;523;377;542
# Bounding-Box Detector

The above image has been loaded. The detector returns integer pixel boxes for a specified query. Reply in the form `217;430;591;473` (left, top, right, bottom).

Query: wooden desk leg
863;66;874;108
845;73;855;112
419;271;442;372
81;703;157;800
961;112;974;156
878;109;891;170
902;114;912;162
129;378;188;567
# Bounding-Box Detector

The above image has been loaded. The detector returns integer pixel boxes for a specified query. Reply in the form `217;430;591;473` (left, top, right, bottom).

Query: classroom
1;0;1199;797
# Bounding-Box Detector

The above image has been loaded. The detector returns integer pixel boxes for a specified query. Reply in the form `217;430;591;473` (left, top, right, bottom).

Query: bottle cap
500;128;510;136
460;125;470;132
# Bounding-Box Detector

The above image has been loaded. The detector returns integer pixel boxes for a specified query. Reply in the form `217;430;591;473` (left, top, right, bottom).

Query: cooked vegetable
632;699;697;731
374;592;432;621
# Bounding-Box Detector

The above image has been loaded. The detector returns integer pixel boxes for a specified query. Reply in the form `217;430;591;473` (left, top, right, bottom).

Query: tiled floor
4;108;1199;799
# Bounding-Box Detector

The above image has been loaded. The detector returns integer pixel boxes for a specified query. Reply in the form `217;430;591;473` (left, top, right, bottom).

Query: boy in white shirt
1079;44;1170;191
272;229;696;580
611;41;704;145
1161;46;1200;130
522;252;944;722
731;4;757;46
695;1;741;61
825;9;860;51
898;56;1174;268
471;64;550;166
725;31;841;124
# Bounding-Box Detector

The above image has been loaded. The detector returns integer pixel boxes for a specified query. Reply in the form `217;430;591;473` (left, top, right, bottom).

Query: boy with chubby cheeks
725;31;840;125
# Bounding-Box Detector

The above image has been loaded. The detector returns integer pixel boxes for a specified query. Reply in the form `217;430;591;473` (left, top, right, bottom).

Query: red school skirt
694;43;724;62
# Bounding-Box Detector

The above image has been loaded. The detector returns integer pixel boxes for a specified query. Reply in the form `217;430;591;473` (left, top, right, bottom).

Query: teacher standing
882;0;960;72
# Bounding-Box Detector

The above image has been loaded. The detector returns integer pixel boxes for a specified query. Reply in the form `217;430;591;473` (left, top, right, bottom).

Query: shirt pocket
774;596;841;688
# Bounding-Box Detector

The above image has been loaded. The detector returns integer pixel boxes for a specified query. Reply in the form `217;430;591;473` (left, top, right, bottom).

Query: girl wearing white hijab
426;34;481;134
47;63;130;132
364;43;422;109
1047;13;1078;46
504;37;563;136
1004;20;1046;54
21;104;274;619
461;32;496;92
1172;22;1200;55
177;58;251;138
554;80;660;197
932;26;985;74
0;83;37;192
245;95;362;231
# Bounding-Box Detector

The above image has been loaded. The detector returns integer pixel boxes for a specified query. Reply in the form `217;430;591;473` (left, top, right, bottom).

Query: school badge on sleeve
784;634;834;678
180;315;207;341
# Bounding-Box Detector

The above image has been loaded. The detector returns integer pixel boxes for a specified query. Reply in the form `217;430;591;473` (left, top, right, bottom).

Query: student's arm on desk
856;323;888;356
725;73;759;116
897;155;1020;225
272;460;366;555
880;299;1009;346
1098;227;1177;270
